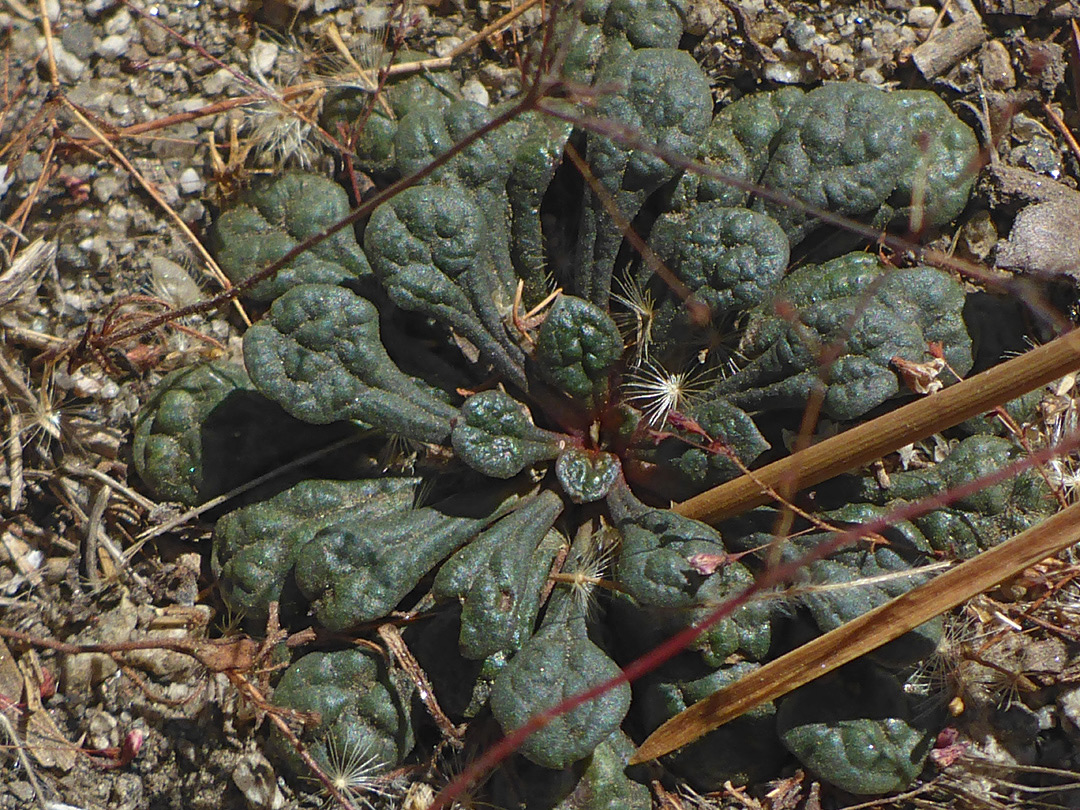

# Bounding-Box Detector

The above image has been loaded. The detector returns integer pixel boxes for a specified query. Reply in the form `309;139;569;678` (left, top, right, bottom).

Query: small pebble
84;0;115;18
178;167;204;195
435;36;463;58
202;68;238;95
109;94;131;117
249;39;279;77
93;174;123;204
104;7;132;35
8;782;34;803
461;78;490;107
96;34;129;59
859;67;885;84
61;20;96;60
907;6;938;27
979;40;1015;89
40;39;86;82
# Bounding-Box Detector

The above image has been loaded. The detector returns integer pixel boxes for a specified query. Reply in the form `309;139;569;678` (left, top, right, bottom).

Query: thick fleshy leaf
506;111;574;302
321;59;460;174
209;172;371;304
776;505;943;666
716;253;972;420
607;482;772;664
447;491;566;658
212;477;419;624
535;295;624;412
757;83;978;243
271;649;415;776
293;487;520;630
452;390;566;479
556;449;622;503
777;662;935;795
132;360;351;506
577;48;712;304
243;283;457;442
365;185;526;388
645;203;789;358
490;593;631;769
644;396;771;498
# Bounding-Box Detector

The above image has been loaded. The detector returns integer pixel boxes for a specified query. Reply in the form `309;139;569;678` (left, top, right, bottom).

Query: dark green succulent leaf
637;659;784;790
776;661;935;795
578;47;712;304
646;396;770;498
665;86;804;213
455;491;566;658
243;283;457;442
209;172;371;304
645;204;789;357
716;253;972;421
321;59;460;175
554;0;613;81
880;90;980;230
851;435;1055;556
556;449;622;503
365;184;527;389
858;435;1044;517
132;360;351;506
394;100;524;290
607;482;772;664
490;592;631;769
601;0;686;59
777;510;942;666
294;486;520;630
271;648;414;776
506;110;574;302
213;477;420;624
452;390;566;479
535;295;624;411
756;83;977;243
552;729;651;810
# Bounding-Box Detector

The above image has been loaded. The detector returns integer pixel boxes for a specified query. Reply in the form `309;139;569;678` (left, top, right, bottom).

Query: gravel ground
1;1;1080;809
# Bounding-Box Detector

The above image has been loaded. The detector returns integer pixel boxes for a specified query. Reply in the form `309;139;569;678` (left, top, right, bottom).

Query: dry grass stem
678;327;1080;523
633;497;1080;763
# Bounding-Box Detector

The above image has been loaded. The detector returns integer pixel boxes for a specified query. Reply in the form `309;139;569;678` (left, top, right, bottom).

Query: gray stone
84;0;117;18
202;68;238;95
8;782;34;803
61;20;96;60
461;78;490;107
139;17;168;55
907;6;938;27
249;39;279;78
40;39;86;83
93;174;123;204
18;152;43;182
435;36;463;58
96;34;129;59
109;93;132;118
178;167;204;195
104;7;132;35
996;200;1080;278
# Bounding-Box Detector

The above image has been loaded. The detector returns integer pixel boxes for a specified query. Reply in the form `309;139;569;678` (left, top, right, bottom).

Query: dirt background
2;0;1080;808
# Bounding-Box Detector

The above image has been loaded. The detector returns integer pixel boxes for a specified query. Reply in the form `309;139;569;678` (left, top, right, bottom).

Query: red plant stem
430;428;1080;808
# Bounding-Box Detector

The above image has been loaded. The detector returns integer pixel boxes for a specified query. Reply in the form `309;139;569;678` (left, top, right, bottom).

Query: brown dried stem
677;326;1080;523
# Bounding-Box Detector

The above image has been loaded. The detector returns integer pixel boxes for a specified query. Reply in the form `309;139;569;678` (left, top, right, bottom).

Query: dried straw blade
677;327;1080;524
632;497;1080;763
